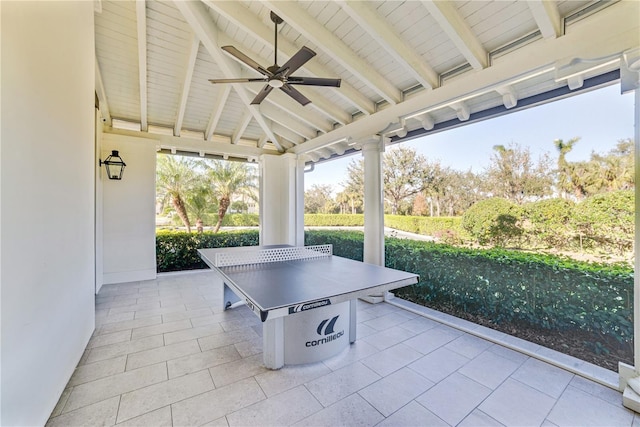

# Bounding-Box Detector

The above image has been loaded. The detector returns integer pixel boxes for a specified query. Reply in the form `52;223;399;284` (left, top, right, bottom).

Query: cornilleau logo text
305;315;344;347
288;299;331;314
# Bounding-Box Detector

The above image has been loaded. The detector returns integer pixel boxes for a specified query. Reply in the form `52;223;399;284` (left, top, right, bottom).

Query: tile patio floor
47;270;637;426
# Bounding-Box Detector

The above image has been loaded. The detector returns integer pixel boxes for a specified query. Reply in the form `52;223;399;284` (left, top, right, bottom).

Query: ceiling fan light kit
209;11;341;106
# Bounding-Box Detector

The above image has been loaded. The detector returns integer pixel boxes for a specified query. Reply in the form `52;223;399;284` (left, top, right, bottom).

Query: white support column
259;153;305;246
621;78;640;412
361;137;386;303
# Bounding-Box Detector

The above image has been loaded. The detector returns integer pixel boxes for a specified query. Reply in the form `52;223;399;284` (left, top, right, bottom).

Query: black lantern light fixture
99;150;126;180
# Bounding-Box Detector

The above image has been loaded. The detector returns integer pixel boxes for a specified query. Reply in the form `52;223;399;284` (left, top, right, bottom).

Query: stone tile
202;417;230;426
68;355;127;387
86;335;164;364
130;319;192;340
458;350;521;389
362;312;411;331
479;378;556;426
209;354;269;388
95;311;135;326
547;386;634;427
255;362;332;397
86;330;131;349
134;304;187;319
409;347;470;383
63;363;167;413
305;362;380;407
417;372;492;425
190;310;247;327
511;358;574;398
458;409;504;427
96;315;162;335
227;386;322;426
50;387;72;418
198;326;260;351
46;396;119;427
396;316;440;334
116;406;172;427
220;317;261;332
322;340;379;371
167;345;241;378
404;325;462;355
108;302;161;316
117;369;215;423
171;377;266;426
361;343;422;377
161;307;212;323
376;401;448;427
233;336;263;358
361;325;417;351
358;367;433;417
444;333;493;359
355;322;377;339
126;340;201;370
163;323;224;346
293;393;384;427
570;375;624;407
487;344;529;364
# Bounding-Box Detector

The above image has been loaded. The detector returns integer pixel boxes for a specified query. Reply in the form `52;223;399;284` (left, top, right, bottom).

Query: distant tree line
305;138;634;216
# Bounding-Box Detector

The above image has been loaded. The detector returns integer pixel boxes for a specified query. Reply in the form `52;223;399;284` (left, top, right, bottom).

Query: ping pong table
198;245;418;369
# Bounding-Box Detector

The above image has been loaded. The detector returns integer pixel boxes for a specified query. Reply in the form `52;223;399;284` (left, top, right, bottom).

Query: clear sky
305;84;635;193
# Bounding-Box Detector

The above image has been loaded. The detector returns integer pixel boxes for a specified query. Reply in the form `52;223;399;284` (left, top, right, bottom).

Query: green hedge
156;229;259;272
309;230;634;351
385;215;468;242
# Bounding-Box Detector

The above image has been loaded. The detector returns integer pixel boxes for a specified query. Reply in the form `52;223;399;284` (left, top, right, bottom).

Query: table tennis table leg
263;317;285;369
349;299;357;344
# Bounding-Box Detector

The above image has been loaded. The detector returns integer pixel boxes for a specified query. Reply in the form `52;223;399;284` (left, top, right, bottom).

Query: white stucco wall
0;2;95;425
101;133;157;284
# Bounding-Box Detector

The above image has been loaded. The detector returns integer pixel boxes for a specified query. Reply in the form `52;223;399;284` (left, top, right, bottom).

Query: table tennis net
213;244;333;268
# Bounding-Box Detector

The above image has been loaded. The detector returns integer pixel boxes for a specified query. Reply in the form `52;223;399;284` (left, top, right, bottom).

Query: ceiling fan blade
221;46;271;76
287;77;342;87
250;85;274;105
209;78;267;84
275;46;316;77
281;84;311;106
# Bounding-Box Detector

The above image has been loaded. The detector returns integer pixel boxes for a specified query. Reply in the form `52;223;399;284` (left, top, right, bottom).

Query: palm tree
156;154;198;232
554;137;580;199
204;160;257;232
185;181;215;233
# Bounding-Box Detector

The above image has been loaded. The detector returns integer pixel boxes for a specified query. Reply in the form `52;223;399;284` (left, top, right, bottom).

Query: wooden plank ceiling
94;0;639;163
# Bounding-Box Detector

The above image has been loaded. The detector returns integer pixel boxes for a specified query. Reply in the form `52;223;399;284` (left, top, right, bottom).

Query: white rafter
174;34;200;137
95;57;112;126
205;85;231;141
204;0;374;116
231;111;253;145
136;0;148;131
271;123;305;145
337;0;438;90
174;0;283;151
422;0;487;70
260;106;317;140
263;0;402;105
528;0;562;39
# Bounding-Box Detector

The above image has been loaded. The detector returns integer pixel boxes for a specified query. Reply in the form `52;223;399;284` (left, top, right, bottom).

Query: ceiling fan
209;11;341;106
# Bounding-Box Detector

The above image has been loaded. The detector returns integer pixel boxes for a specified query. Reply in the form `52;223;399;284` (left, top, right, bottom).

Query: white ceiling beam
450;102;470;121
174;0;283;152
422;0;487;70
174;34;200;137
205;85;230;141
337;0;439;90
245;85;333;133
528;0;562;39
231;111;253;145
496;85;518;109
136;0;148;131
204;0;374;116
259;106;317;140
95;57;112;126
263;0;402;105
271;123;305;145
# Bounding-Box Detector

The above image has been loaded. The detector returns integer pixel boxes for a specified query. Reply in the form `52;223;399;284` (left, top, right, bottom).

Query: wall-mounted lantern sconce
99;150;126;180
